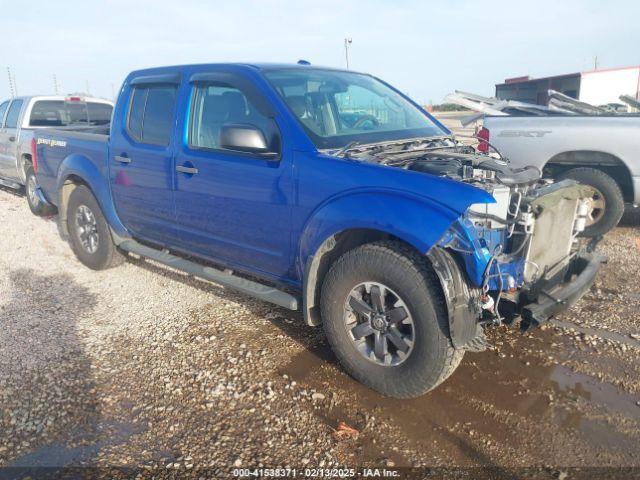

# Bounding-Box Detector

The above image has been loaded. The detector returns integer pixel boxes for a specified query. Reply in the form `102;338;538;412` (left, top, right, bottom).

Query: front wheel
66;185;124;270
25;166;56;216
320;241;463;398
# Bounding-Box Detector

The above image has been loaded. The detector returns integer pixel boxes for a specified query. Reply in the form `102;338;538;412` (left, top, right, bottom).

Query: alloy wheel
343;282;415;366
75;205;99;254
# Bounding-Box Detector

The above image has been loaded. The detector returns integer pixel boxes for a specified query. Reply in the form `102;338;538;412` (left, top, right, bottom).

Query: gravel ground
1;187;639;476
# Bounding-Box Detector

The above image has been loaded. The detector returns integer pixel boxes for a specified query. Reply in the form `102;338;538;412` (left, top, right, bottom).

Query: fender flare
56;154;130;239
427;247;481;348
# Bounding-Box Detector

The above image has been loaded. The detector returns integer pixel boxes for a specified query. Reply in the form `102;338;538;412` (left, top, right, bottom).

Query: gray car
0;95;113;214
482;114;640;236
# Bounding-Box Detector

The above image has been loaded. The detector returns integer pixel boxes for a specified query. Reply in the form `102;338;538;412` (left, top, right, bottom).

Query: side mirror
219;124;279;159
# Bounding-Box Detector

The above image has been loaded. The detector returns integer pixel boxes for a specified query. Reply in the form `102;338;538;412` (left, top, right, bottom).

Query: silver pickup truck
482;115;640;236
0;95;113;214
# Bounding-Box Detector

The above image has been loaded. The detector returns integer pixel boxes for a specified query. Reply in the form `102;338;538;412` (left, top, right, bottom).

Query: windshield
264;69;446;149
29;100;113;127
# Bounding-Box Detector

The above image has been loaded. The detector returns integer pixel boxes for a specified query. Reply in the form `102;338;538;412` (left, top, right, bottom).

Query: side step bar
0;177;22;190
118;239;299;310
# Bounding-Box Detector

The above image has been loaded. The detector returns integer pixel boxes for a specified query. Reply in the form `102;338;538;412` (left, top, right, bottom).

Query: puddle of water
550;365;639;418
281;328;639;464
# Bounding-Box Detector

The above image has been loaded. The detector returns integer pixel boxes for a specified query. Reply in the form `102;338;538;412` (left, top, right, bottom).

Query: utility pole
85;80;91;95
7;67;16;98
344;37;353;69
594;56;599;70
53;74;60;95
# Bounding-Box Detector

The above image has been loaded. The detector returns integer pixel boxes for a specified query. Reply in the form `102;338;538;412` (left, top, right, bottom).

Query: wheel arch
543;150;634;202
56;156;129;240
20;153;32;180
302;228;427;326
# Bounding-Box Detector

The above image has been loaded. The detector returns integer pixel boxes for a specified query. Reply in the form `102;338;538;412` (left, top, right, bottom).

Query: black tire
25;166;56;216
557;167;624;237
66;185;124;270
320;241;463;398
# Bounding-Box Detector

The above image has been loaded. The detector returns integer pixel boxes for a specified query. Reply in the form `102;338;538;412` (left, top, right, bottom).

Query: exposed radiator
523;182;591;283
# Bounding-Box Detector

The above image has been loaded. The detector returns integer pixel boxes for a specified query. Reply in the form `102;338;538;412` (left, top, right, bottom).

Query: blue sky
1;0;638;104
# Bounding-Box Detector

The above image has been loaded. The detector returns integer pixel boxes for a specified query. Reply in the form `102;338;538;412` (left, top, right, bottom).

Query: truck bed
36;129;110;207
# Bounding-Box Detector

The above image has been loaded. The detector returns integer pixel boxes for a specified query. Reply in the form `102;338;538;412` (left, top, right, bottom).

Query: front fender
298;188;493;327
57;154;130;239
299;188;491;269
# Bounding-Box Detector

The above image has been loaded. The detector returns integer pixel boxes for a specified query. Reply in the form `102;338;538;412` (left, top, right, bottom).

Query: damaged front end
435;178;605;342
344;138;606;348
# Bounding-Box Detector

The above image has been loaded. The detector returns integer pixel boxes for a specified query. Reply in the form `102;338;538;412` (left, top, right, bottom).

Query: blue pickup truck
33;63;604;398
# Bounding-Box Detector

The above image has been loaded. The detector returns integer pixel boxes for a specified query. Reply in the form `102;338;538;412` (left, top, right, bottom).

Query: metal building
495;65;640;106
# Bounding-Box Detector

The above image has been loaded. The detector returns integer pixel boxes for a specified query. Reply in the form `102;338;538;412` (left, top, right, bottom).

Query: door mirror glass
219;124;278;159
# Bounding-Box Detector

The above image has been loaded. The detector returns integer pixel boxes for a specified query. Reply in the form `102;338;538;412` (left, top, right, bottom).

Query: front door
173;79;293;280
109;83;180;245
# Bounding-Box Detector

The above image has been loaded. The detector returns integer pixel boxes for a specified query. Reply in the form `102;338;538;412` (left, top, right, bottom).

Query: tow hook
480;294;502;326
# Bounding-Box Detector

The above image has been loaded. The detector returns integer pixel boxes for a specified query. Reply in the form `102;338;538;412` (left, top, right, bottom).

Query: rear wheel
320;241;463;398
66;185;124;270
25;166;56;216
557;167;624;237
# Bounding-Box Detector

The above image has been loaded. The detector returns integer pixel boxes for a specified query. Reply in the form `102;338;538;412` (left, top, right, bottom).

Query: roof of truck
127;62;357;77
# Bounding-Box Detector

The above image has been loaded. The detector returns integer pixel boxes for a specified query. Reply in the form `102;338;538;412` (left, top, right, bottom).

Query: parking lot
1;186;639;473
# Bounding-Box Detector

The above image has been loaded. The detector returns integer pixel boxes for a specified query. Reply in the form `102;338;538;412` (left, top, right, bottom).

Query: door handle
176;165;198;175
8;136;15;142
114;155;131;164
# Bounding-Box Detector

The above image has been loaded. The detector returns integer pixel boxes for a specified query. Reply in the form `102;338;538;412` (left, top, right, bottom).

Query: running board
0;177;22;190
118;239;299;310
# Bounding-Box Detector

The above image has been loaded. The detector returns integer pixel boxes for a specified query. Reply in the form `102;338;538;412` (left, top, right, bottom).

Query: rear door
172;72;293;278
0;99;23;179
109;76;180;245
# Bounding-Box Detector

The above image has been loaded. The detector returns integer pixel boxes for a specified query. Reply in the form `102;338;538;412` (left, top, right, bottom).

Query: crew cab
0;95;113;214
33;63;604;398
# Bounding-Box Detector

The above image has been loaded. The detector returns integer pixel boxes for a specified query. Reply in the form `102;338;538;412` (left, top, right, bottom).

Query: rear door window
126;86;176;146
5;100;24;128
0;101;9;127
29;100;113;127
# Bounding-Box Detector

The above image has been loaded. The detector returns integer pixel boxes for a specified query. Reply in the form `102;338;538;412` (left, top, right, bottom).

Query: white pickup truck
482;115;640;236
0;95;113;214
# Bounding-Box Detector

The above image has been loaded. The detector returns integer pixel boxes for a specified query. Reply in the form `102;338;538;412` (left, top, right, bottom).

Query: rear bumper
521;252;606;327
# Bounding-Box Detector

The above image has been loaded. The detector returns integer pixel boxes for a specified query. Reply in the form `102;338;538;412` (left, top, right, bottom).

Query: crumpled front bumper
520;252;607;328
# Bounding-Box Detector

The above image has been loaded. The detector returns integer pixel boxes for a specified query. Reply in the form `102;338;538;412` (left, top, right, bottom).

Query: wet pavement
281;323;640;467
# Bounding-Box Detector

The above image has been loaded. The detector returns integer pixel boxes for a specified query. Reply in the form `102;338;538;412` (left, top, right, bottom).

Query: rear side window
5;100;24;128
189;85;276;151
127;86;176;146
30;100;113;127
0;101;9;127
